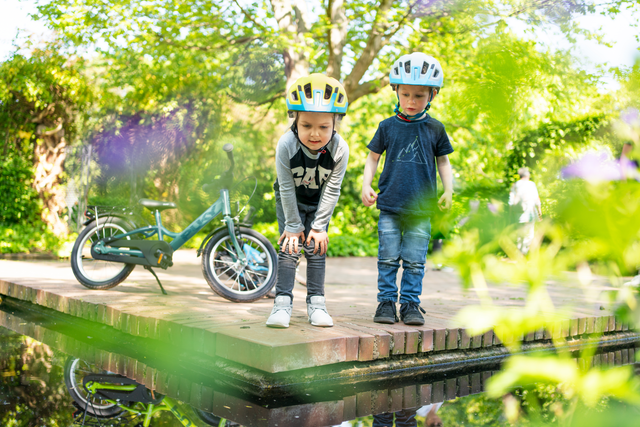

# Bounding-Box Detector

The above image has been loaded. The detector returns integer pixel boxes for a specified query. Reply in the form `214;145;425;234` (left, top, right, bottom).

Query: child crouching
266;74;350;328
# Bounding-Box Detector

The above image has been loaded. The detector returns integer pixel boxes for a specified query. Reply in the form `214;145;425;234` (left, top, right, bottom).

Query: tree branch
158;34;260;51
232;0;266;30
348;76;390;104
343;0;394;95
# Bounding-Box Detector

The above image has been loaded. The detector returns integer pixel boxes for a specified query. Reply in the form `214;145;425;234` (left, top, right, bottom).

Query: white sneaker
266;296;292;328
307;296;333;327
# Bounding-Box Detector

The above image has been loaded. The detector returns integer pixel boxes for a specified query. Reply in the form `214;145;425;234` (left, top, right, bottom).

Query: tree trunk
271;0;311;90
326;0;348;80
33;122;69;236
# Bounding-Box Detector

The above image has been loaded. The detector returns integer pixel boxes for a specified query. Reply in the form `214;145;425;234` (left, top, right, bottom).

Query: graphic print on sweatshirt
289;148;336;205
393;135;428;165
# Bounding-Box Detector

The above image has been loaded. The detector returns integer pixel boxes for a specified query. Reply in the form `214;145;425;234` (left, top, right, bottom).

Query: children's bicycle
64;357;237;426
70;144;277;302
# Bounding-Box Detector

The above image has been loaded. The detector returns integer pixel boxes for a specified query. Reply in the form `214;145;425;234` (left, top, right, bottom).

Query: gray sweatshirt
274;130;349;233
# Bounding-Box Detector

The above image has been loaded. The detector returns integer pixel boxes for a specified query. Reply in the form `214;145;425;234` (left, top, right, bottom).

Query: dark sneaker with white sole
374;301;399;324
400;302;426;325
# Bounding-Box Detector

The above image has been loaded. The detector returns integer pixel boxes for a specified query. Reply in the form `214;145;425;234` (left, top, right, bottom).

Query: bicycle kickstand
144;265;168;295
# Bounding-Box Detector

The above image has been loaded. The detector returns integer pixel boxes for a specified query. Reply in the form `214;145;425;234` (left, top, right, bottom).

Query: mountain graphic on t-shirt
393;136;428;164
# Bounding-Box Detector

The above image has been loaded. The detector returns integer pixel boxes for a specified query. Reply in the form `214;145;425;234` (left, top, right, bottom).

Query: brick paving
0;250;626;374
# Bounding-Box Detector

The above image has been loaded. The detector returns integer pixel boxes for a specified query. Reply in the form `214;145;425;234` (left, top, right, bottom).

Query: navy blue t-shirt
367;115;453;215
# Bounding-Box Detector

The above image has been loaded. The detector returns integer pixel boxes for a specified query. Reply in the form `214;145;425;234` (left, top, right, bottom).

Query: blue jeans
377;211;431;304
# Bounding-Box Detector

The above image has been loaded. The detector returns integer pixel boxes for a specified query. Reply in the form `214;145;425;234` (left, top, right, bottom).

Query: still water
1;325;639;427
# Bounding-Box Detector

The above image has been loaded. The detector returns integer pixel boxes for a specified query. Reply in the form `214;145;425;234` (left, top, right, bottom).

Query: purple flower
561;151;622;182
621;108;639;126
487;202;498;214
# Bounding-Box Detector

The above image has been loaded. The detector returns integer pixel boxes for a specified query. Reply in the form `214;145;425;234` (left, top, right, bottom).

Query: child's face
296;112;334;154
397;85;436;115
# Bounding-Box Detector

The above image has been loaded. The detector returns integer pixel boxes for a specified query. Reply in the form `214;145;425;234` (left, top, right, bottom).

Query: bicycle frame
92;188;245;262
83;382;201;427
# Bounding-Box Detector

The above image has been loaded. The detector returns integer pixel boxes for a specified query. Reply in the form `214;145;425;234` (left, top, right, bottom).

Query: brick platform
0;250;631;375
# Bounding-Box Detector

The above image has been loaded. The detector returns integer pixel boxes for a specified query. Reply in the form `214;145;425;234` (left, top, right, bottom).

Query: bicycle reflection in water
64;357;239;427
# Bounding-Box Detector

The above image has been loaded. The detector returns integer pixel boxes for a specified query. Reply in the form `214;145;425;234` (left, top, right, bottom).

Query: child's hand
438;191;453;211
361;186;378;207
306;229;329;255
278;230;306;254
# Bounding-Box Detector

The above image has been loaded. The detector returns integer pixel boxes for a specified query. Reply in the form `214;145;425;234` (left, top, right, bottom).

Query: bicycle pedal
155;250;173;269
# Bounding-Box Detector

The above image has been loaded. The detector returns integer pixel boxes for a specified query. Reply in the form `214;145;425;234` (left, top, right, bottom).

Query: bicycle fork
221;189;246;263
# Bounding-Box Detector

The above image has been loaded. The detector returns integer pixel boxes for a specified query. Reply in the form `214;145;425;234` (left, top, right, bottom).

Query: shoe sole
310;322;333;327
266;323;289;328
401;319;425;326
373;316;397;324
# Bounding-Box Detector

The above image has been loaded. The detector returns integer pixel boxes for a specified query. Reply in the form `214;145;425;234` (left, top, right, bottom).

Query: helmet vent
404;61;411;74
291;91;298;101
304;83;312;99
394;67;399;75
421;62;429;74
433;69;439;78
337;93;344;104
324;84;333;100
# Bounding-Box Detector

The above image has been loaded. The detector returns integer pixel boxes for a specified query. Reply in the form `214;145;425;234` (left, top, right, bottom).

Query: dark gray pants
275;192;327;303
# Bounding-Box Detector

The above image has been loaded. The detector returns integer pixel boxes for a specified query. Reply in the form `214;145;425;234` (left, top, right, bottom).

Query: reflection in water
1;325;640;426
64;355;236;426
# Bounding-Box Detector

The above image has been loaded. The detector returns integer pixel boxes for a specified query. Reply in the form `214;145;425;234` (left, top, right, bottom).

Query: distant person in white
509;167;542;255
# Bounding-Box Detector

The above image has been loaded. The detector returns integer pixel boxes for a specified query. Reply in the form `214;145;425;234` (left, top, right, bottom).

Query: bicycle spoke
231;269;242;291
220;244;237;257
216;264;236;278
211;259;237;266
245;270;258;289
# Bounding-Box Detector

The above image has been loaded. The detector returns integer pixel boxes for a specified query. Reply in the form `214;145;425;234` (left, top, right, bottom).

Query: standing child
361;52;454;326
266;74;350;328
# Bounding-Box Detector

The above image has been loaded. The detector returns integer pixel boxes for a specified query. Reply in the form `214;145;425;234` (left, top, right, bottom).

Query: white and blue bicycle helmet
389;52;444;89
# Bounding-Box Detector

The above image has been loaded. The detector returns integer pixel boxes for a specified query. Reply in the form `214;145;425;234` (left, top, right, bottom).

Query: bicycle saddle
138;198;177;212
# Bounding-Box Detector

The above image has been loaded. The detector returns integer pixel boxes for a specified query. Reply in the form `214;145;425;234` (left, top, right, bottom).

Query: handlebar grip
222;143;234;164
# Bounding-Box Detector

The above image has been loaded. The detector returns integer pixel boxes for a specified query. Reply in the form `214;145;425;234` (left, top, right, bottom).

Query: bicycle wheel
202;227;277;302
71;217;136;290
64;357;124;419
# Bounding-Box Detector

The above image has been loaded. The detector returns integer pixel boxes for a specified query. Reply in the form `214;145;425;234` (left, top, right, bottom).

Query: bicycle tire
202;227;277;302
70;217;136;290
64;357;124;419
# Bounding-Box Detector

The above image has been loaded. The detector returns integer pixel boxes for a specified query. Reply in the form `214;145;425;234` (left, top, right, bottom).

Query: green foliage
438;179;640;415
0;330;73;426
0;155;40;224
2;0;634;259
504;115;609;186
0;223;70;255
0;48;95;248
